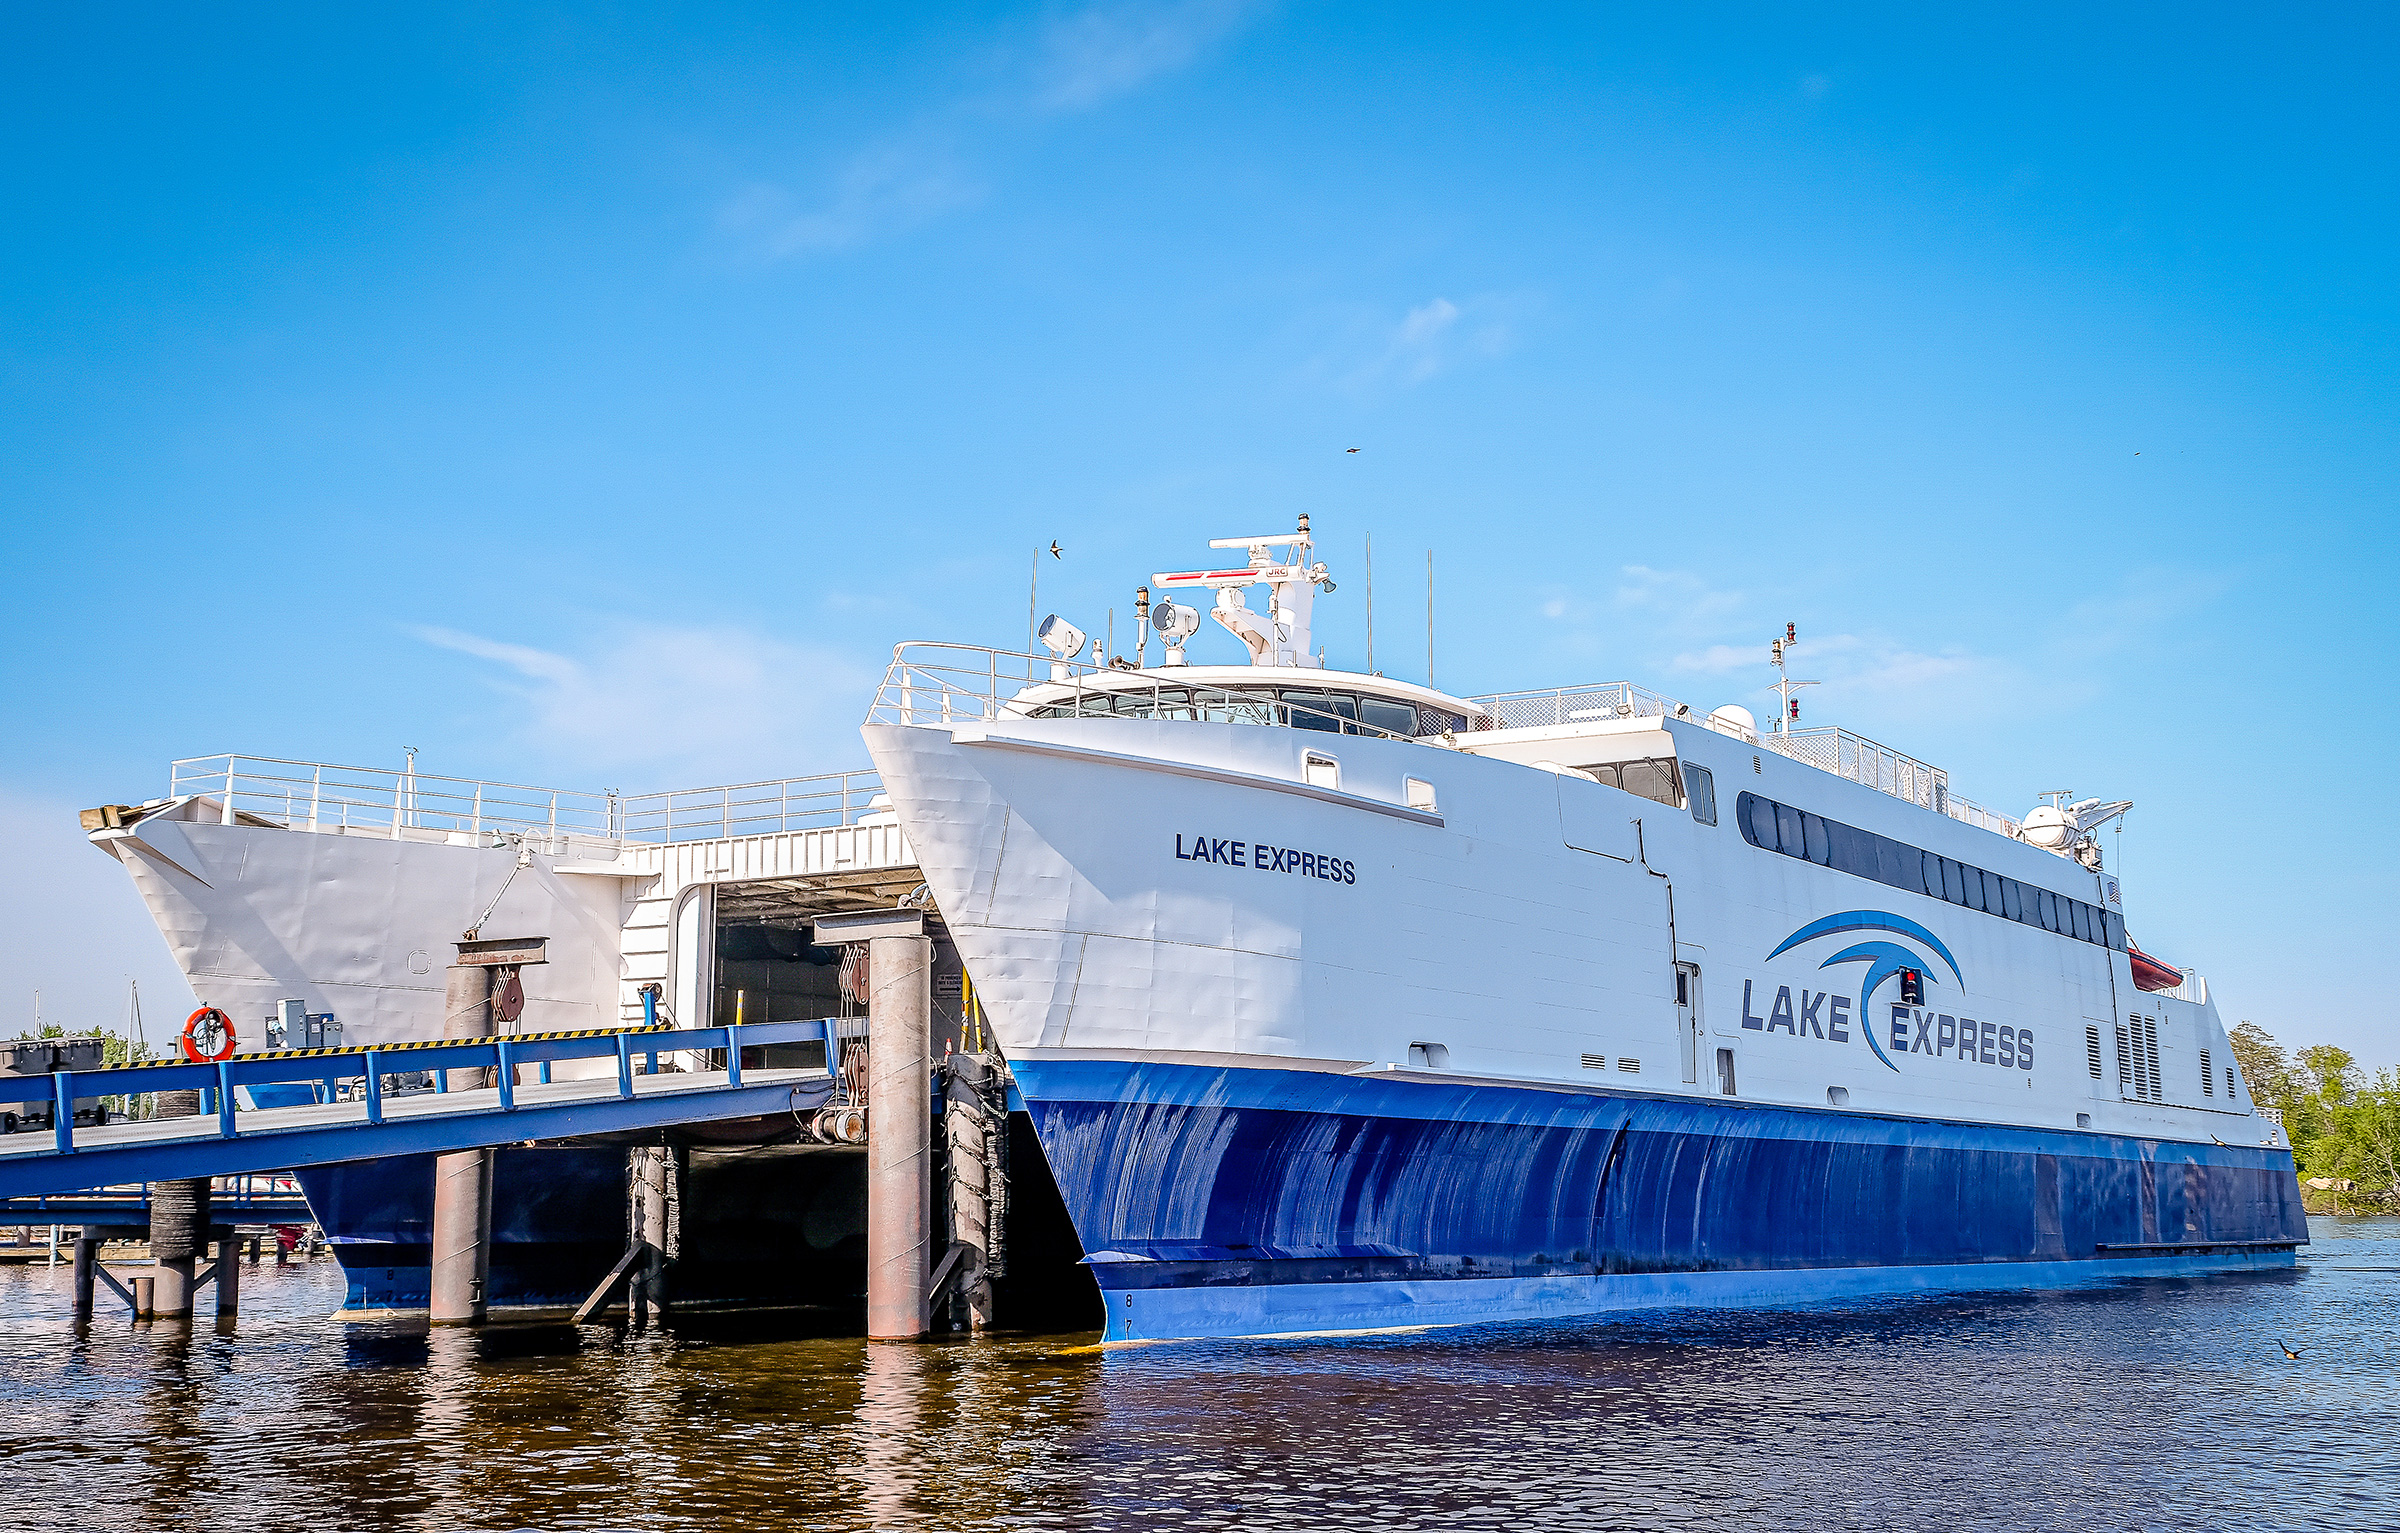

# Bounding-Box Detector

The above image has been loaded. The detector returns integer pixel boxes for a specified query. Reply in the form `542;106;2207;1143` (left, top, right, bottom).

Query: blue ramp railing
0;1019;850;1200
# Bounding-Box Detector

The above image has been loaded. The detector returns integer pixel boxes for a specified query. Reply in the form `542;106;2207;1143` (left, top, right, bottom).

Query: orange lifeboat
2126;940;2184;993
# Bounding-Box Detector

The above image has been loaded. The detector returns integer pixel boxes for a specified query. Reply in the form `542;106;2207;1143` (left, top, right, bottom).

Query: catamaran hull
1018;1058;2307;1342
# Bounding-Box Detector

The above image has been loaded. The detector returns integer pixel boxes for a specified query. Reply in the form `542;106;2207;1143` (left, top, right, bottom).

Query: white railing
619;772;883;842
1465;682;2023;839
166;756;882;848
868;643;1429;741
1465;681;1686;731
2152;969;2210;1005
1761;728;2019;838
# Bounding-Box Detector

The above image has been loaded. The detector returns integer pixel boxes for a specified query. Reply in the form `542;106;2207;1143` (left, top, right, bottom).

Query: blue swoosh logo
1766;910;1962;986
1815;941;1934;1073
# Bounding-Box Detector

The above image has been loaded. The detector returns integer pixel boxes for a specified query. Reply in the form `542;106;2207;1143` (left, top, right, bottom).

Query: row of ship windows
1028;687;1469;739
1736;791;2125;952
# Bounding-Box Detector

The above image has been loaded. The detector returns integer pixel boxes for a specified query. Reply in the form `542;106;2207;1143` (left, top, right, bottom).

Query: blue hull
296;1145;872;1314
1013;1060;2309;1341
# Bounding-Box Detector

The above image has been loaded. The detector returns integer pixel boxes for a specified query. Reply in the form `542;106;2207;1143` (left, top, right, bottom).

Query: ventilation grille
2120;1016;2163;1101
2085;1025;2104;1080
1580;1053;1608;1071
1617;1057;1641;1074
2226;1065;2237;1099
2201;1047;2214;1095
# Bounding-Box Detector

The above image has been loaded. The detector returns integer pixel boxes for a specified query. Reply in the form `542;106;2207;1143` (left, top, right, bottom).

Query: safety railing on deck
618;772;884;842
1464;680;1687;731
0;1020;836;1160
868;643;1435;741
165;756;882;848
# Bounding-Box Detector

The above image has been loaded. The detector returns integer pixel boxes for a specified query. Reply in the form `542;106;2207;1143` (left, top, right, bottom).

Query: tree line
2228;1022;2400;1214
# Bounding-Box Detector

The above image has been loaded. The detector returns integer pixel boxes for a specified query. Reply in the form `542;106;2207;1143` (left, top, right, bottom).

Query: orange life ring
181;1006;237;1063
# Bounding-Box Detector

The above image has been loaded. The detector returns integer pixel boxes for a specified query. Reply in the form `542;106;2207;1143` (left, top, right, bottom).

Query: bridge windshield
1024;685;1465;739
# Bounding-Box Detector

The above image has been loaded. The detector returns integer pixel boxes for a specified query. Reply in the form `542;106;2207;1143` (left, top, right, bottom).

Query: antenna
1028;552;1039;654
1426;549;1435;689
1767;622;1818;735
1364;532;1375;675
1134;585;1151;667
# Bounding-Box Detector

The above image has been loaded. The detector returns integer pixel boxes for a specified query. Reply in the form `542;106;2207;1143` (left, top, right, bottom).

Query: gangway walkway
0;1019;841;1200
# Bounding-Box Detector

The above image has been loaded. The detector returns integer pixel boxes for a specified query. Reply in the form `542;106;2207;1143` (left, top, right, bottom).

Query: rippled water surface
4;1217;2395;1532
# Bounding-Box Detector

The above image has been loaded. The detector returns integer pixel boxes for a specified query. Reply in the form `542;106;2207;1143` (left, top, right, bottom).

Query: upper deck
868;642;2023;842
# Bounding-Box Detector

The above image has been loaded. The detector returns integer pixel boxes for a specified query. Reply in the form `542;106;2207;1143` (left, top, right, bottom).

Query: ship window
1801;811;1832;865
1744;793;1779;848
1685;764;1718;826
1982;869;2006;914
2103;910;2126;951
2039;890;2060;932
1359;698;1417;737
1877;838;1918;890
2069;900;2091;943
2001;878;2025;922
1303;752;1340;789
1283;692;1345;733
1774;801;1805;855
1940;858;1966;905
1619;759;1682;808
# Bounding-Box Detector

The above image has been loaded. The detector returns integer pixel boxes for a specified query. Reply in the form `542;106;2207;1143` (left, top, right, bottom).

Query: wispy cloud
1615;565;1745;627
2059;566;2234;656
725;1;1264;261
1326;294;1525;391
1030;0;1264;112
415;624;880;784
720;140;981;258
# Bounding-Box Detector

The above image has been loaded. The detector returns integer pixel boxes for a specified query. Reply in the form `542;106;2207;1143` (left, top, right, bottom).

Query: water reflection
2;1220;2394;1532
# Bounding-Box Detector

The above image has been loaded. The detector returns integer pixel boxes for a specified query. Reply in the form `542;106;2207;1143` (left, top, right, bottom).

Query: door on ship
1675;962;1702;1084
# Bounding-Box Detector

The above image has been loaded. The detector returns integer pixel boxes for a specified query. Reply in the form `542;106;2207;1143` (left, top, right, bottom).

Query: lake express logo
1748;911;2033;1076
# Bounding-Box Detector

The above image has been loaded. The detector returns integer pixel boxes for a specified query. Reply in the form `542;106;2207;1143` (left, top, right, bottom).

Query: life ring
181;1006;237;1063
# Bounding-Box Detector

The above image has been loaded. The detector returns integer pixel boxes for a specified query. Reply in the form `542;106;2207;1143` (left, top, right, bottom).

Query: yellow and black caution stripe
84;1022;680;1073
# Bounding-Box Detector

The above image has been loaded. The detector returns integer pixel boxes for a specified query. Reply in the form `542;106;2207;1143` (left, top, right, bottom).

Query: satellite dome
1706;704;1758;740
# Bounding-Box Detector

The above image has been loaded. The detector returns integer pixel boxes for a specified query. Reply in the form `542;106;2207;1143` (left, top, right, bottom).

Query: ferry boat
860;517;2306;1340
79;516;2304;1334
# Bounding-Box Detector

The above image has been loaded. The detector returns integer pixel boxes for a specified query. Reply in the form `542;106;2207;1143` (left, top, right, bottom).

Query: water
5;1218;2395;1532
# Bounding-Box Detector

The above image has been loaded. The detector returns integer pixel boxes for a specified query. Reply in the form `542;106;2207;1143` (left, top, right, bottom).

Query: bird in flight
1049;541;1063;558
2277;1339;2303;1359
1346;447;1360;453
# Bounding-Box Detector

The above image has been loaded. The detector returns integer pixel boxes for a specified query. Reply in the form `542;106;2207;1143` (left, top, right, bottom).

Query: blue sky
4;3;2393;1064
